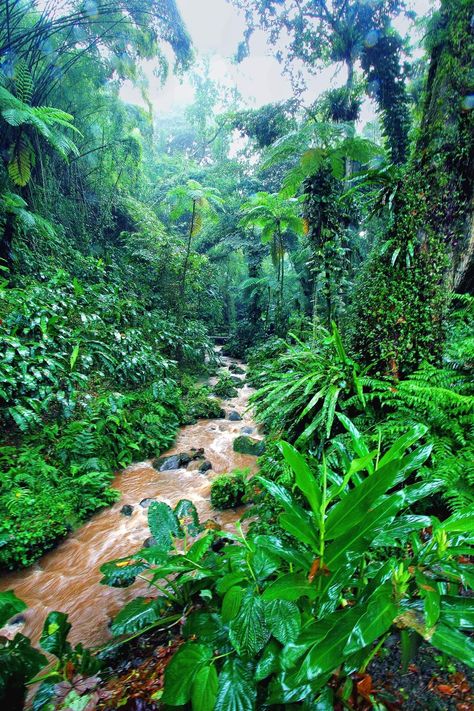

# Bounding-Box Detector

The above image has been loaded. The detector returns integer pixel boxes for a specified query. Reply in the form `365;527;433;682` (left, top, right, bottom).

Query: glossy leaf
264;599;301;644
229;591;270;657
148;501;181;550
0;590;26;627
262;573;318;602
192;664;218;711
279;441;321;518
39;611;71;659
215;657;256;711
162;643;213;705
344;584;397;655
110;596;168;635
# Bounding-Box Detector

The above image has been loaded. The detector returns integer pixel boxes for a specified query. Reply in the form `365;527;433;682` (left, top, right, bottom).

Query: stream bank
0;354;261;648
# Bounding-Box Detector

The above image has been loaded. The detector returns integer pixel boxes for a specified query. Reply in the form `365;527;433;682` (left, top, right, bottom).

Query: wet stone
120;504;134;516
139;498;154;508
228;410;242;421
153;449;205;471
233;435;265;456
240;426;254;434
143;537;157;548
199;460;212;473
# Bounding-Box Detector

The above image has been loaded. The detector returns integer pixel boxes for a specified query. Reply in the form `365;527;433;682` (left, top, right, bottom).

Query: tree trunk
179;199;196;309
352;0;474;375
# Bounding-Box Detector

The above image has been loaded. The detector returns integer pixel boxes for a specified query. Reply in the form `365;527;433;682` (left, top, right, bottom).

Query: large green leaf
229;591;270;657
183;612;227;645
222;586;244;623
254;534;313;568
325;460;402;539
440;509;474;533
262;573;318;602
192;664;218;711
298;608;361;680
378;424;428;467
325;494;403;570
440;596;474;630
148;501;181;550
0;590;26;627
162;643;213;705
110;596;168;636
39;611;71;659
344;584;398;655
215;657;256;711
255;640;281;681
265;600;301;645
280;616;339;670
430;624;474;668
99;558;149;588
279;441;321;518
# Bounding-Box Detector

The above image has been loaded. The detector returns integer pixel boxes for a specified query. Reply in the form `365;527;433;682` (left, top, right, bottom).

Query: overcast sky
121;0;436;123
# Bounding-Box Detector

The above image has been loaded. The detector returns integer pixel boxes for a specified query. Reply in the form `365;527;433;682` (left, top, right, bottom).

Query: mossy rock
233;436;265;456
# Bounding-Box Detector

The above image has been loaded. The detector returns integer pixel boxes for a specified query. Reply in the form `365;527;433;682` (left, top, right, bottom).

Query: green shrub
181;384;225;423
210;469;248;509
98;426;473;711
213;371;238;398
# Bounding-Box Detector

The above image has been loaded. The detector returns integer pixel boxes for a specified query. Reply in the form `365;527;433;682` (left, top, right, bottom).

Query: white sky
120;0;436;124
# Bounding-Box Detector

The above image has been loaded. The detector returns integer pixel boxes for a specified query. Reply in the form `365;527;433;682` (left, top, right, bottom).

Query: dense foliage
0;0;473;708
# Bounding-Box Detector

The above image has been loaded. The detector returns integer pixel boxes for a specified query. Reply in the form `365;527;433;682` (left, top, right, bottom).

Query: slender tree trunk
0;212;15;274
179;199;196;311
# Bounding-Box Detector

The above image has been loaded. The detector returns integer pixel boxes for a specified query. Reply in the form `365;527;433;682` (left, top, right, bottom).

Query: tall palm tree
167;179;224;310
240;191;304;331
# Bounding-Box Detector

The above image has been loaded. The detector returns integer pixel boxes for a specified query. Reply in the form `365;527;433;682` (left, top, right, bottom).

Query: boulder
153;448;205;471
120;504;134;516
240;426;254;435
199;460;212;473
143;536;157;548
228;410;242;421
233;436;265;456
139;498;154;508
231;376;244;387
229;364;246;375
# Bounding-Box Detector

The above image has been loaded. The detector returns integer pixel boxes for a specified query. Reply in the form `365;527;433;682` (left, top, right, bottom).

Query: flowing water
0;354;260;647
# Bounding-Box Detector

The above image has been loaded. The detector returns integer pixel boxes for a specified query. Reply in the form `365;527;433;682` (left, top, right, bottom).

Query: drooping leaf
192;664;218;711
162;643;213;705
229;591;270;657
430;624;474;668
39;611;71;659
214;657;256;711
0;590;27;627
110;596;168;636
265;599;301;644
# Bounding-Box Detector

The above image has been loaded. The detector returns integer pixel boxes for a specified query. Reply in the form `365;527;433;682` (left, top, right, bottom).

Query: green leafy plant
0;591;100;710
210;469;249;509
103;424;473;709
249;323;367;446
213;371;238;398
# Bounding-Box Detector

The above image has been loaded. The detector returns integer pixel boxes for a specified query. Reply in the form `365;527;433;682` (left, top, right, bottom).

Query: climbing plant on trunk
352;0;474;377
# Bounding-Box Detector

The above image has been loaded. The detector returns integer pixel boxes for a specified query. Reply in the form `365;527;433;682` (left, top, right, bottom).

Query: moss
233;436;265;456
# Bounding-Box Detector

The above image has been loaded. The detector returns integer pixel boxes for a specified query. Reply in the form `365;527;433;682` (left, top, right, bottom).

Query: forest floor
93;624;474;710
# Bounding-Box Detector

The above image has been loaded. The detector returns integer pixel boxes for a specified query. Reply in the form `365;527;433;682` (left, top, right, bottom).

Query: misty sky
121;0;435;124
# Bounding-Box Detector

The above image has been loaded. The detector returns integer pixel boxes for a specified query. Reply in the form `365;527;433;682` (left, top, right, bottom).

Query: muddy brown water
0;355;261;647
